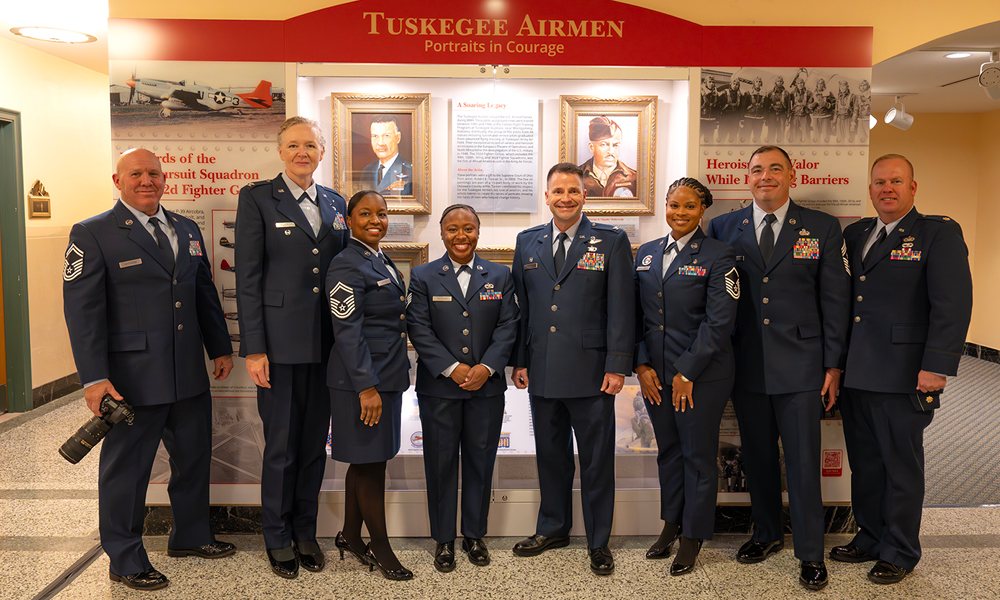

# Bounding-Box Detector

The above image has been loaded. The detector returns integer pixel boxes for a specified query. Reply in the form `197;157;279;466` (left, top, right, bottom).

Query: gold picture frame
331;93;431;214
381;243;429;287
559;95;657;216
477;246;515;270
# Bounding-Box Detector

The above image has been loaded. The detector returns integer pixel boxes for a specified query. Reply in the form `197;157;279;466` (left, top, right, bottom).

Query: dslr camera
59;394;134;464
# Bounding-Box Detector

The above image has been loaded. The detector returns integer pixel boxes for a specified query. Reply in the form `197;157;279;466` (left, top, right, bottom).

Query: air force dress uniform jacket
63;200;231;576
512;216;635;397
840;209;972;570
843;209;972;391
64;200;231;405
407;254;519;398
705;200;851;393
235;174;349;363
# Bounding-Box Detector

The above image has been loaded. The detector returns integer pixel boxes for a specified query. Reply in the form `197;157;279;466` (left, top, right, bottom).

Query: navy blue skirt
329;389;403;464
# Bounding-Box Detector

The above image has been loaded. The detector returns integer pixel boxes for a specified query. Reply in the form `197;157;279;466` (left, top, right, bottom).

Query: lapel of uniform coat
272;174;317;242
734;206;765;272
765;200;801;274
115;201;175;275
854;219;876;272
533;226;558;280
434;254;469;309
663;230;705;283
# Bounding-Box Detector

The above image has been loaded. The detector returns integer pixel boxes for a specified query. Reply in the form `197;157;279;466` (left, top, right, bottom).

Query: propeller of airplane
127;66;137;105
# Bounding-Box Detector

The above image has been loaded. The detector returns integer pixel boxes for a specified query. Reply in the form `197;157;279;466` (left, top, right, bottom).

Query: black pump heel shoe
670;537;703;576
365;543;414;581
335;532;367;566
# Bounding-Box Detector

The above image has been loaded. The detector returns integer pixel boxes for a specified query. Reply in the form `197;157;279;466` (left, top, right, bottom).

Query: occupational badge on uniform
576;252;605;271
332;213;347;230
588;236;603;245
793;238;820;259
678;265;707;277
642;255;652;266
189;241;203;256
725;266;740;299
480;282;503;301
903;236;915;242
63;243;84;281
891;248;922;261
799;229;811;236
328;282;356;318
841;240;851;276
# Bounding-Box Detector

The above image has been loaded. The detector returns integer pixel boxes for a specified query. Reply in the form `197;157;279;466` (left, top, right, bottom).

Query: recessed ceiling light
945;52;972;59
10;26;96;44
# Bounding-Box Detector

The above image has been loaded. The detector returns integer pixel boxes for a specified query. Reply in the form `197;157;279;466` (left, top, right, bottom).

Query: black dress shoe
434;541;456;573
829;543;875;563
109;567;169;590
267;547;299;579
512;534;570;557
462;538;490;566
296;540;325;572
646;523;682;559
670;537;703;576
736;539;784;563
589;546;615;576
167;541;236;559
365;543;414;581
800;561;829;590
335;531;367;566
868;560;909;584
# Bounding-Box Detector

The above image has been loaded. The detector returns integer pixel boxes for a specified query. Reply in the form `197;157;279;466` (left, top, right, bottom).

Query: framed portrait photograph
559;96;657;215
476;246;515;271
331;93;431;214
381;243;429;287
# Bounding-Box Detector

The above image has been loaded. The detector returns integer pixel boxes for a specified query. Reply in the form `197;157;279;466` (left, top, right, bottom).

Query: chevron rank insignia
329;282;356;318
725;266;740;299
841;240;850;276
63;243;84;282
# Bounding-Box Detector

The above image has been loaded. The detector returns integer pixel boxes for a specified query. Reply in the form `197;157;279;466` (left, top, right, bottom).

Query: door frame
0;108;33;412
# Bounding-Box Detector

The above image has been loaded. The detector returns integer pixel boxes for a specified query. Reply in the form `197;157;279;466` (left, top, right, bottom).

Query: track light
884;96;913;131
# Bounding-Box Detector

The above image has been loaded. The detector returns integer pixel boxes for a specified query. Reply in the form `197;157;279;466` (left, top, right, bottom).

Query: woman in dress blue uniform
406;204;519;572
634;178;740;575
325;191;412;581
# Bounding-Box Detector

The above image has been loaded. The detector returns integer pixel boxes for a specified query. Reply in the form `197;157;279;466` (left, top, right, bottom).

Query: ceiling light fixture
884;96;914;130
980;51;1000;100
945;52;972;59
10;26;96;44
869;114;878;130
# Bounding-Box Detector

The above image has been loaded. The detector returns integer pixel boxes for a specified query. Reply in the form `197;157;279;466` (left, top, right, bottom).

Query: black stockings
341;461;402;571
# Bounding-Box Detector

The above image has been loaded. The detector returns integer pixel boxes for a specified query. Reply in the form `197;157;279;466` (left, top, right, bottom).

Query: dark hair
871;153;915;180
667;177;713;208
439;203;480;226
347;190;386;216
546;162;585;187
749;145;792;170
370;114;400;132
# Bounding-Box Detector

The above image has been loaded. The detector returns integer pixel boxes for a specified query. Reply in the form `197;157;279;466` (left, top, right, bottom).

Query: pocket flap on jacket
582;329;607;349
797;321;821;339
892;324;929;344
367;338;390;354
108;332;147;352
263;290;283;307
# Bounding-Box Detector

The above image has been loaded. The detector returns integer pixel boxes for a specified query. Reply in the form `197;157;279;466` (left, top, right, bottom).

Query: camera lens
59;417;112;464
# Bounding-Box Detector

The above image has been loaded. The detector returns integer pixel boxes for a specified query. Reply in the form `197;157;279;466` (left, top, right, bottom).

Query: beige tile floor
3;398;999;600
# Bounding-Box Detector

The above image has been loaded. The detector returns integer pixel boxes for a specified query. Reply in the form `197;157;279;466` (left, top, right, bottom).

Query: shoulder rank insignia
329;282;356;318
725;266;740;299
63;243;84;282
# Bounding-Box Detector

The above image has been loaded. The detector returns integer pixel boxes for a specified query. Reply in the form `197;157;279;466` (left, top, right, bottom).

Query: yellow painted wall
971;109;1000;349
0;36;113;390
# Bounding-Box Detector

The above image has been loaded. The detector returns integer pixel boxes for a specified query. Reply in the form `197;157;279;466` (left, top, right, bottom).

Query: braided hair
666;177;713;208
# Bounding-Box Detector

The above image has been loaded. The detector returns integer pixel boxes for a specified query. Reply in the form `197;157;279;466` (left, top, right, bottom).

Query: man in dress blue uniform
407;204;520;572
64;148;235;591
832;154;972;584
706;146;850;590
510;163;634;576
235;117;349;578
359;115;412;196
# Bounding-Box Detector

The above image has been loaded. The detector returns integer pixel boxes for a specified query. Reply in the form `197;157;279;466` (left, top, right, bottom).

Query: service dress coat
326;239;410;464
633;229;738;539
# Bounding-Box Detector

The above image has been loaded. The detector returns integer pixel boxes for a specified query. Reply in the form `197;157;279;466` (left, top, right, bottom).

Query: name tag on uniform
432;296;452;302
377;278;392;287
523;263;538;269
736;255;745;262
119;258;142;269
275;222;296;228
636;265;651;271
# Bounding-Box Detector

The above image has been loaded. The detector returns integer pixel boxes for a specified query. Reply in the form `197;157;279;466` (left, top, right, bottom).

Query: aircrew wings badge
63;243;84;282
329;282;355;318
725;267;740;300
